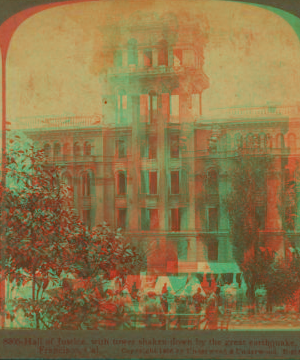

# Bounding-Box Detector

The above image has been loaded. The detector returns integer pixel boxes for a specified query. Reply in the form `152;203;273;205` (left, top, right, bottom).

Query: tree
227;153;300;312
2;134;146;329
1;135;83;328
226;154;271;310
39;223;145;329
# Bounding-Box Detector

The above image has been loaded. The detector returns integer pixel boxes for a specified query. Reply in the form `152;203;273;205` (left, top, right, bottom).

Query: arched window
53;143;61;161
207;169;218;194
276;133;285;148
82;172;91;196
287;133;296;150
84;141;92;156
246;133;254;148
44;143;51;158
74;142;81;157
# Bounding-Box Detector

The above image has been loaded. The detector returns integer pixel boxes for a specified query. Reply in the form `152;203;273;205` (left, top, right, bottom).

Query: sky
5;0;300;125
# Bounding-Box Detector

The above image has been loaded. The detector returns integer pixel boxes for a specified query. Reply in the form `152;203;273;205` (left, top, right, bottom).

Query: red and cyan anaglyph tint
1;0;300;330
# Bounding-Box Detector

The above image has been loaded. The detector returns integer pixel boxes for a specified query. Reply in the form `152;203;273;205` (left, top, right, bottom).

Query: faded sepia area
2;0;300;331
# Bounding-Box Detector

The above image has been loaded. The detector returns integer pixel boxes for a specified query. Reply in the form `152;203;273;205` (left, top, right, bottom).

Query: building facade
21;13;300;276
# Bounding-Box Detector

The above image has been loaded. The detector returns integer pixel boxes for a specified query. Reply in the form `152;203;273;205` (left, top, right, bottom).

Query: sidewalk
229;312;300;330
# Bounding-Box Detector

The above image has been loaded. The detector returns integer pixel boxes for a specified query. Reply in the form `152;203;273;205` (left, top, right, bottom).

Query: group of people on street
101;280;230;330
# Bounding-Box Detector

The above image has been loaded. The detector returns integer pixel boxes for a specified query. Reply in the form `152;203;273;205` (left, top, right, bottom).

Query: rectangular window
171;208;181;231
118;171;127;195
158;48;168;66
149;209;159;230
170;134;180;158
141;170;149;194
149;171;158;195
141;208;159;230
141;208;150;230
171;171;180;194
116;139;127;158
149;134;157;159
83;210;91;229
144;50;152;67
141;135;157;159
141;170;158;194
117;208;127;229
208;241;218;261
208;207;218;232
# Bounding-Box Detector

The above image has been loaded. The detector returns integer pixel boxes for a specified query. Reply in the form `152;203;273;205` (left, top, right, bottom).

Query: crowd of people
100;274;246;330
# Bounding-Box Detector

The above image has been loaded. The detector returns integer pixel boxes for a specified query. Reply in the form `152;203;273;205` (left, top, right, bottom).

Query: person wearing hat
161;283;169;314
204;287;224;330
143;291;164;329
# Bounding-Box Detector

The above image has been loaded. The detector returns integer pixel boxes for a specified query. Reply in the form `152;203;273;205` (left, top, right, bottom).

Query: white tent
155;276;174;294
183;275;206;297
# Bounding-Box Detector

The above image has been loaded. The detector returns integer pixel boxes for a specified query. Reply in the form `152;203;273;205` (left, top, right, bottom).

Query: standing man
205;287;224;330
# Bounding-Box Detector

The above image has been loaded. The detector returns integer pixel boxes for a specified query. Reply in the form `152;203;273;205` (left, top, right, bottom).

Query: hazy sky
6;0;300;123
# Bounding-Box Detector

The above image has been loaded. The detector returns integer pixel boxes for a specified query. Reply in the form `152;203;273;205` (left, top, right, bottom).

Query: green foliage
227;154;300;307
226;155;270;264
2;135;145;328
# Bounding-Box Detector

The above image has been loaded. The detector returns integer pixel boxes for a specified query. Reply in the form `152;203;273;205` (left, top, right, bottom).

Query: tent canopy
197;262;240;274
